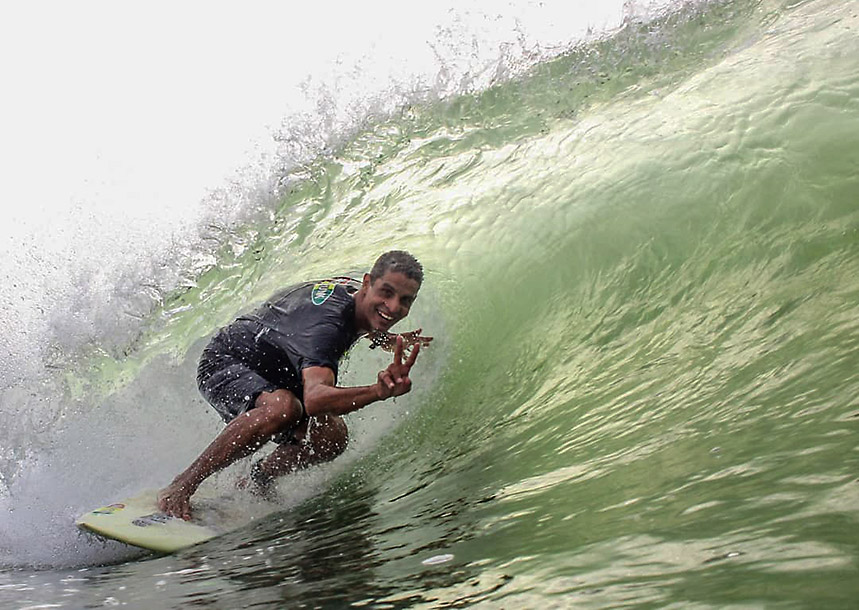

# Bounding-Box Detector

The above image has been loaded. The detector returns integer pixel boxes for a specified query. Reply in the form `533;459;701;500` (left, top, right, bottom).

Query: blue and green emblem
311;282;336;305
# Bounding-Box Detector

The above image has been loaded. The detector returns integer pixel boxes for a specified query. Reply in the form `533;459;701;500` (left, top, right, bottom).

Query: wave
1;1;858;607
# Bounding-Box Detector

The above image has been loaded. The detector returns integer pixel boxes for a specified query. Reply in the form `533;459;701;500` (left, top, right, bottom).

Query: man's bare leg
242;414;349;495
158;389;302;520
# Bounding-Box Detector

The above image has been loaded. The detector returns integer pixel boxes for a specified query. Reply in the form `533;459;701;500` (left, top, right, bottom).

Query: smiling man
158;251;431;520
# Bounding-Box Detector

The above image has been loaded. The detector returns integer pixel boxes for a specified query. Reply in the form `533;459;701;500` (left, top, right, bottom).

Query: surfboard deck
76;489;229;553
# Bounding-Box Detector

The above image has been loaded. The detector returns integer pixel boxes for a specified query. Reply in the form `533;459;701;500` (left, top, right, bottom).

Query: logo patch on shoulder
311;282;336;305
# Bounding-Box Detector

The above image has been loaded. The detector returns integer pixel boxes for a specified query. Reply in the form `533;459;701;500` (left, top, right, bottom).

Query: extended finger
405;342;420;368
393;335;404;366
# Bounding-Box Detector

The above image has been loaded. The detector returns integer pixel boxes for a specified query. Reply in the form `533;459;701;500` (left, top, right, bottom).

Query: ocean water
1;0;858;607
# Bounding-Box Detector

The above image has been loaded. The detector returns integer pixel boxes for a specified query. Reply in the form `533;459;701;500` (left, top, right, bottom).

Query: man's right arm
302;366;384;416
302;337;419;417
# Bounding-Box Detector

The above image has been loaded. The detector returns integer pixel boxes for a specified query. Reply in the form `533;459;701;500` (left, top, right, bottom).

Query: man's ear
362;273;372;288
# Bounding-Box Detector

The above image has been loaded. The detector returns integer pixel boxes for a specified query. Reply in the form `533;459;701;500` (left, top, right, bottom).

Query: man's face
357;271;420;332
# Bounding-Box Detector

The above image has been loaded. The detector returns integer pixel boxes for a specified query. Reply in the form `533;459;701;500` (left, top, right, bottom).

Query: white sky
0;2;629;244
0;1;642;374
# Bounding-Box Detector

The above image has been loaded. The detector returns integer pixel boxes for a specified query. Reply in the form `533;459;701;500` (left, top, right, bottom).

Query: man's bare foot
236;460;277;501
158;479;195;521
236;476;277;501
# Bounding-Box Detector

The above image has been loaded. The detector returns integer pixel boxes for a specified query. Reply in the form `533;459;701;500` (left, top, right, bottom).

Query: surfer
158;250;431;520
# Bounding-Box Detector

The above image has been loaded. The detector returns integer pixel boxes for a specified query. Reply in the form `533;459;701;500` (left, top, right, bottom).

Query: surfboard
76;489;228;553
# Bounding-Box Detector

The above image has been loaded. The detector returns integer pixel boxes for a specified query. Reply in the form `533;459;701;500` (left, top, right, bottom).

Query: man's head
355;251;423;333
368;250;424;286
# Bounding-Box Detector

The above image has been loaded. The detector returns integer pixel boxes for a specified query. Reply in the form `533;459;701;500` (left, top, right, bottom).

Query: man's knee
307;415;349;460
252;390;303;435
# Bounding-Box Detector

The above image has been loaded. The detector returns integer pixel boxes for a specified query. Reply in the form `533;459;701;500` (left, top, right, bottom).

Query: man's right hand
158;479;194;521
376;335;420;400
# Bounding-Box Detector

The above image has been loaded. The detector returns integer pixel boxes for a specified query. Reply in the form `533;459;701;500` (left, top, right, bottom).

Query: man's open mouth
377;309;394;322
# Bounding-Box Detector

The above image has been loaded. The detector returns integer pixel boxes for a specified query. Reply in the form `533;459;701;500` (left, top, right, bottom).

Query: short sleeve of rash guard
291;285;358;379
295;318;346;375
249;280;359;383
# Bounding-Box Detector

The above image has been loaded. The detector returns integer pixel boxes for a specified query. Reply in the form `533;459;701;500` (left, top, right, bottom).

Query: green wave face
150;1;858;605
2;0;858;606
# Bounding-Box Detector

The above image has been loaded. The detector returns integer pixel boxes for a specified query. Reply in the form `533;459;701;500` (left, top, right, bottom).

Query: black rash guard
197;278;362;418
237;278;361;386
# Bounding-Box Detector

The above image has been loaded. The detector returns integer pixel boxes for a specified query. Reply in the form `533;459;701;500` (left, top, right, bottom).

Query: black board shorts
196;323;306;444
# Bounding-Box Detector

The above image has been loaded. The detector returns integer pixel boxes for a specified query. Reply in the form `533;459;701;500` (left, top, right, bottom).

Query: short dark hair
370;250;424;285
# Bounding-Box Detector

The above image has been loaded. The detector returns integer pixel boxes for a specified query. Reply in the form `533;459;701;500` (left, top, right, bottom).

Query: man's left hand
372;329;433;353
399;328;433;353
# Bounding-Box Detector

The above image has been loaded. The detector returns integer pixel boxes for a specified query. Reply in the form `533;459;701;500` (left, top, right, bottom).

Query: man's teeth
378;310;394;321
